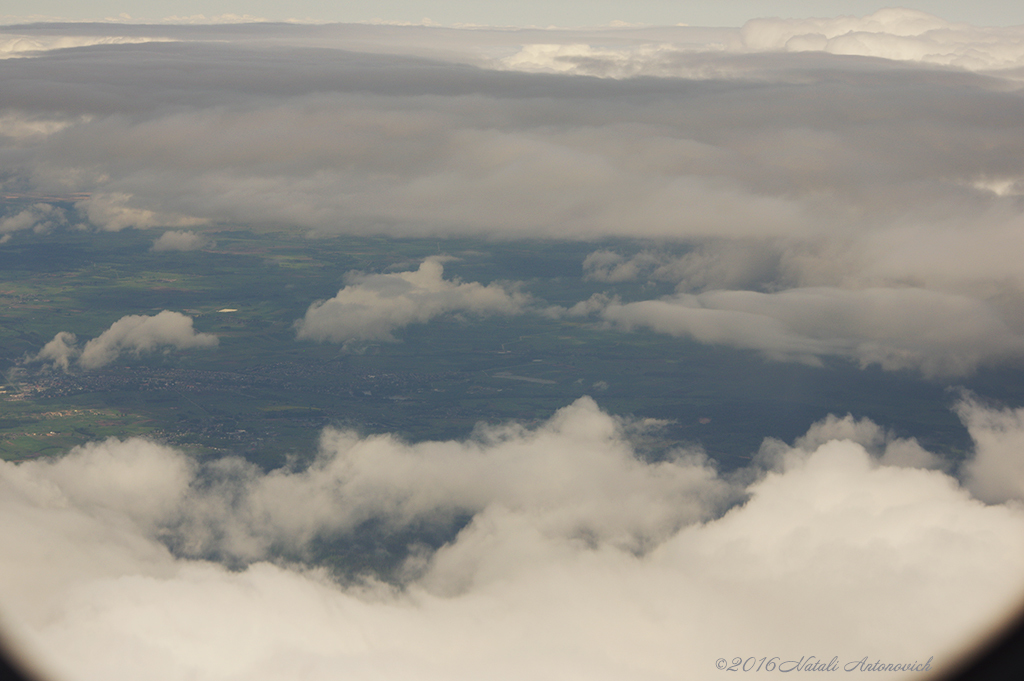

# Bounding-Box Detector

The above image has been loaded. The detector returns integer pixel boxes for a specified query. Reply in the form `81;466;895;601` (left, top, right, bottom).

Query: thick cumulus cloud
34;311;218;370
567;286;1024;377
956;395;1024;504
1;397;1024;681
295;258;530;344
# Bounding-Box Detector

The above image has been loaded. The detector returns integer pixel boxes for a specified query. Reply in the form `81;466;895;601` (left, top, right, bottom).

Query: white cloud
34;311;218;371
0;203;67;242
1;398;1023;681
151;230;214;252
33;331;78;372
76;193;206;232
497;10;1024;77
0;33;177;59
764;412;947;471
740;9;1024;71
957;395;1024;504
581;286;1024;377
295;258;530;345
79;311;218;369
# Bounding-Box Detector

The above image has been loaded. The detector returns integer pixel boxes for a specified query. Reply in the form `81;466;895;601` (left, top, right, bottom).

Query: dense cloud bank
557;286;1024;376
34;311;218;370
5;9;1024;73
1;397;1023;681
4;12;1024;376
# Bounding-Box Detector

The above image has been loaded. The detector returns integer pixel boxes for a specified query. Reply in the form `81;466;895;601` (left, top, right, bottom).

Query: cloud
1;398;1023;681
766;412;946;471
76;193;207;232
3;26;1024;293
0;203;68;243
1;18;1024;387
496;10;1024;77
582;250;671;283
579;287;1024;377
582;242;784;291
150;230;214;252
34;311;218;370
2;29;1022;309
739;8;1024;71
33;331;78;372
0;112;86;140
956;394;1024;504
0;33;177;59
295;258;530;344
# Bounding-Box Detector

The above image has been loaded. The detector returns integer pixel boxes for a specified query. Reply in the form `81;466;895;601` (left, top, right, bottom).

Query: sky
3;0;1024;27
4;5;1024;681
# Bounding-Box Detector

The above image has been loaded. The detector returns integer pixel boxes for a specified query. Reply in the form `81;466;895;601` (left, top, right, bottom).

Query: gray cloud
0;397;1022;680
295;258;530;345
2;26;1022;365
34;311;218;370
2;26;1024;316
583;242;785;291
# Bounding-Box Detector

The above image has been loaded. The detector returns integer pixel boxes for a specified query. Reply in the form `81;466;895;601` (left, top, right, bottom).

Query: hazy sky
3;0;1024;27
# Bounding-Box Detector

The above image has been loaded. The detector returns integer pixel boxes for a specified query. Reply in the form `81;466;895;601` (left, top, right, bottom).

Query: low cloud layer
3;17;1024;382
3;16;1024;363
500;9;1024;77
1;397;1022;681
295;258;529;345
559;286;1024;377
34;311;218;370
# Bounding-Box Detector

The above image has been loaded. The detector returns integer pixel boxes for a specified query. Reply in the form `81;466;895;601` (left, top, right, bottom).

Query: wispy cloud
557;286;1024;377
